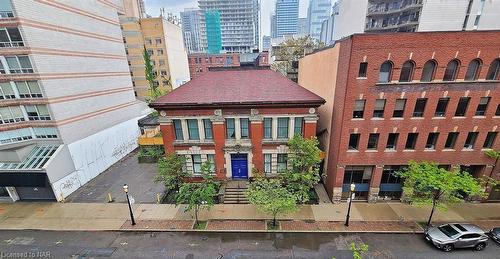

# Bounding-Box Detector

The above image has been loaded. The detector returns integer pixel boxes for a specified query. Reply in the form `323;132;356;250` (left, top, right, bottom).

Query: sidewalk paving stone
280;220;422;232
121;220;193;230
207;220;266;231
354;203;399;220
311;204;362;221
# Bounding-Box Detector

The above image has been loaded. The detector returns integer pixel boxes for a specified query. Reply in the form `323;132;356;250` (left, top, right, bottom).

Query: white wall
163;20;190;88
333;0;368;41
419;0;470;31
51;116;143;200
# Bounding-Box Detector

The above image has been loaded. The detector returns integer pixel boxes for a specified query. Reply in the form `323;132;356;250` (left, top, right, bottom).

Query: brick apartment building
299;31;500;202
150;67;324;179
188;52;269;79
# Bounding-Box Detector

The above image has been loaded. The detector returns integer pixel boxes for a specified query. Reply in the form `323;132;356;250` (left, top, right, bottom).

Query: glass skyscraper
275;0;299;37
199;0;259;53
205;10;222;54
307;0;331;40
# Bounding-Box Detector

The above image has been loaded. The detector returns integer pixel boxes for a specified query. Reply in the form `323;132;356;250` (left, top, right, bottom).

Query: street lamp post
123;184;136;226
345;183;356;227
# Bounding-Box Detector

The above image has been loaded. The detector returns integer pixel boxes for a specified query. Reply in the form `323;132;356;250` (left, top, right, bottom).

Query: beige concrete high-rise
120;16;190;101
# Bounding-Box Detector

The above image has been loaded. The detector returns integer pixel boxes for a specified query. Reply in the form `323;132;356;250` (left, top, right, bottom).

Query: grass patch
267;221;280;231
193;221;207;230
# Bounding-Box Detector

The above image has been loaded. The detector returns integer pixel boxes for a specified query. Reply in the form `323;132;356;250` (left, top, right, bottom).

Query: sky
144;0;312;38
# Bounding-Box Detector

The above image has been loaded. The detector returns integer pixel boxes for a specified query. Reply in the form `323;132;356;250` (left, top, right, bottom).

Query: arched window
486;59;500;80
443;59;460;81
399;60;415;82
464;59;482;81
379;61;393;83
420;60;437;82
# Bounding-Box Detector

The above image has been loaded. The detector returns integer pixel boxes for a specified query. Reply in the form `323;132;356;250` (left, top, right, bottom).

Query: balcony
367;0;423;16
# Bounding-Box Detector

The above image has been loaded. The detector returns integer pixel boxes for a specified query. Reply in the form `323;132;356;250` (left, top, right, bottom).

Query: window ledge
371;117;385;121
356;77;367;80
174;140;214;145
432;117;446;119
375;80;500;86
453;116;467;119
347;149;359;153
493;116;500;119
351;118;365;121
384;149;397;152
402;149;415;152
481;148;493;151
390;117;404;120
472;116;486;119
410;117;424;120
461;148;474;151
365;150;378;152
423;149;436;152
442;149;455;152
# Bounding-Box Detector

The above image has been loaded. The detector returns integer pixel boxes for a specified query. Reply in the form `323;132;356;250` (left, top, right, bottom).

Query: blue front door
231;154;248;179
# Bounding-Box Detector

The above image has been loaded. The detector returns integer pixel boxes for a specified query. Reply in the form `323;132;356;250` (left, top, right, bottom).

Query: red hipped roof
151;68;325;109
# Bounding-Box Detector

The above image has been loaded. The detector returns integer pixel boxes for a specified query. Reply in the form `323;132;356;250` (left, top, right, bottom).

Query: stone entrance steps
224;181;249;204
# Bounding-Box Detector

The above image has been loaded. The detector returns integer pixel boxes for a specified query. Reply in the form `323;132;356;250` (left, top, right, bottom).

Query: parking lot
66;150;164;204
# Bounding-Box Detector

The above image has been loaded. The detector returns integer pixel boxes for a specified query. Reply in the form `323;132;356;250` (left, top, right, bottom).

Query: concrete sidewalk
0;202;499;231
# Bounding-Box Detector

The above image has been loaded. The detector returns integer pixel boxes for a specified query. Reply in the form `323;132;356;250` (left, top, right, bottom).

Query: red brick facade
300;31;500;202
188;52;269;79
157;107;319;179
152;68;324;180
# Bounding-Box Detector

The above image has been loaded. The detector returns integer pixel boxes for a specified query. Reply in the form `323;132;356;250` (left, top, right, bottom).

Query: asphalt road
0;230;499;259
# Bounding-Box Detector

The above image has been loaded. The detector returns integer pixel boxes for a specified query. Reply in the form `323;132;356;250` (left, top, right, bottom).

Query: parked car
424;223;489;252
487;228;500;244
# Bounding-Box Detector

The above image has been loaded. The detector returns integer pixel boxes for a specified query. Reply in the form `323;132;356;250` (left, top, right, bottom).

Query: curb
0;227;424;234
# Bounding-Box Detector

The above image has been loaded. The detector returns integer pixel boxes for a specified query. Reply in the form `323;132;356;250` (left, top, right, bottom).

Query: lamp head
123;184;129;193
350;183;355;192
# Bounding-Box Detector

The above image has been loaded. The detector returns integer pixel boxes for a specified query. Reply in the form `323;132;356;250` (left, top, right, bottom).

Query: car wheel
442;244;453;252
474;243;486;251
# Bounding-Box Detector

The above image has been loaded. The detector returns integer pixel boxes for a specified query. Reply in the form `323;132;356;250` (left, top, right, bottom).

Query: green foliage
398;161;485;226
143;47;167;102
176;170;219;225
138;146;164;159
350;242;369;259
271;35;324;76
280;135;322;203
246;178;298;227
485;149;500;160
154;153;188;192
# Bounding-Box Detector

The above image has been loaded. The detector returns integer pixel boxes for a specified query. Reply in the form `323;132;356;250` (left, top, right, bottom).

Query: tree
176;161;219;226
245;178;298;227
271;36;324;76
154;153;188;192
397;161;485;227
143;47;166;102
350;242;369;259
280;135;322;203
484;149;500;195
